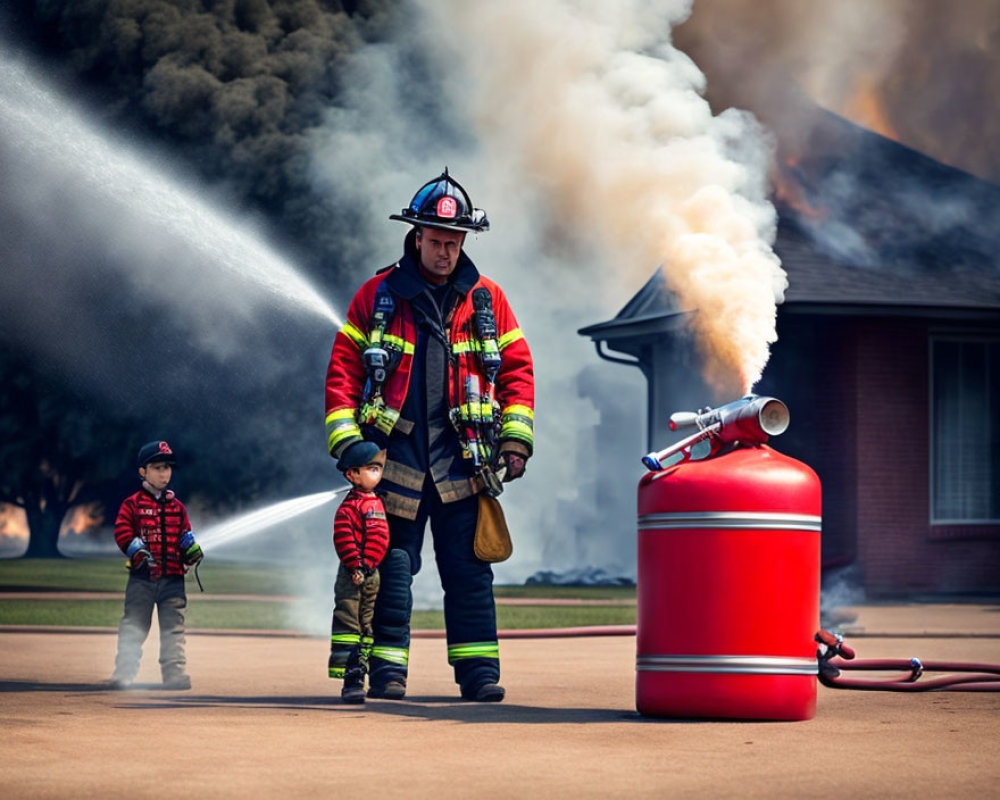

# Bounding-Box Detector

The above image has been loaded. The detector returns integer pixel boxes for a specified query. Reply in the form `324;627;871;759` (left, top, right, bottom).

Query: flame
772;158;825;220
841;74;900;142
0;503;29;542
60;502;105;537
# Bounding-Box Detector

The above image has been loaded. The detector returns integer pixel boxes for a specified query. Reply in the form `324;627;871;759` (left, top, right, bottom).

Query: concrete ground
1;603;998;799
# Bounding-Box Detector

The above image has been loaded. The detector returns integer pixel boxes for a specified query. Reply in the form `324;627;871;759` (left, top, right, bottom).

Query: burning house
580;109;1000;596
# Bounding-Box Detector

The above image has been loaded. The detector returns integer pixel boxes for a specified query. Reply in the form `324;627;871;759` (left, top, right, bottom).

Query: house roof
580;110;1000;341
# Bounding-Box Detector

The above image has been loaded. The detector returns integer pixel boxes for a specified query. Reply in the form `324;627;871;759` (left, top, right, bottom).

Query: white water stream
199;488;348;550
0;54;343;329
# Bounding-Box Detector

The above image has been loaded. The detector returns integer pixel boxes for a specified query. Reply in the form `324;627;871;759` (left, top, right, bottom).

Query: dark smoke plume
6;0;396;281
675;0;1000;183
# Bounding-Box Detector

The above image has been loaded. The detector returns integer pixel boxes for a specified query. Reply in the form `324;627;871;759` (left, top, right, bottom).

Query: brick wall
853;318;1000;595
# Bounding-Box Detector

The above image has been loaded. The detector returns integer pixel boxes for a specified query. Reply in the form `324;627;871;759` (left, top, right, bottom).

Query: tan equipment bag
474;494;512;562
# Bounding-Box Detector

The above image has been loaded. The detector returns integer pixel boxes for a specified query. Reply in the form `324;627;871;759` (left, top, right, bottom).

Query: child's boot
341;667;366;704
162;670;192;690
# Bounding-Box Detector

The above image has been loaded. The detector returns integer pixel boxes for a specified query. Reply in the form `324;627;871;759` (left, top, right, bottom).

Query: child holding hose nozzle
329;442;389;703
109;440;203;690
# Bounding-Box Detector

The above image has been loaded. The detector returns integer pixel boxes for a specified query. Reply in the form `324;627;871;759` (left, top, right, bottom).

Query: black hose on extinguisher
815;630;1000;692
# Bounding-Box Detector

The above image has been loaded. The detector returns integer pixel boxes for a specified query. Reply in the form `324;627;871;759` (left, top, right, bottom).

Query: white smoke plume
421;0;786;397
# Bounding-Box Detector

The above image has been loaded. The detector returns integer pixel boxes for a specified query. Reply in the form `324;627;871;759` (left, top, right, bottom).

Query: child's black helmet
389;168;490;234
137;440;177;468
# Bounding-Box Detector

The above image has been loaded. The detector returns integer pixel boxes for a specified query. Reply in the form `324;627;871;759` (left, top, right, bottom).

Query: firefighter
325;169;534;702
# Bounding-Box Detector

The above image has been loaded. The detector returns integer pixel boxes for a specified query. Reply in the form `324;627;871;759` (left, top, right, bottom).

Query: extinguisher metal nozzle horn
642;395;790;471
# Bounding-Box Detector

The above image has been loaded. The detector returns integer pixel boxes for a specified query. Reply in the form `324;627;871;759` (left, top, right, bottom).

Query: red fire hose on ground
815;630;1000;691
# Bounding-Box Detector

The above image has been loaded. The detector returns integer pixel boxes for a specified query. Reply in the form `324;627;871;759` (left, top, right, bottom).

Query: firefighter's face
416;228;466;282
140;461;172;491
347;462;383;493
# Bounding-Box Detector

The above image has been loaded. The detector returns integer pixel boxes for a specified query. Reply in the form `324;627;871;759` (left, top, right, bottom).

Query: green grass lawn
0;598;292;630
0;599;635;631
0;557;299;595
0;557;637;631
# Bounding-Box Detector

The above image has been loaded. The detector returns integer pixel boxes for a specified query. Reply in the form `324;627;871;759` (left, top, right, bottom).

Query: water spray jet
199;488;348;550
0;54;343;330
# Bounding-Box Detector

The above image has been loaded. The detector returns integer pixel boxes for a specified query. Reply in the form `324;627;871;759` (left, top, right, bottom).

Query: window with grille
931;336;1000;523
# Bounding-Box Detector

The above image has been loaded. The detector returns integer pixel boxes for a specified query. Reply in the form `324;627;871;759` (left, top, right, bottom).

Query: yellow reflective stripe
501;404;534;421
371;646;409;666
329;667;346;678
500;421;534;445
498;328;524;350
458;403;494;422
447;642;500;663
383;334;415;354
340;322;368;350
326;408;362;451
330;633;361;645
500;405;534;447
451;339;479;354
327;422;361;451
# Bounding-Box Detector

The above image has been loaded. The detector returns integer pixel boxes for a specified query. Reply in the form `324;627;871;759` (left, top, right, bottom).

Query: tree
0;351;136;557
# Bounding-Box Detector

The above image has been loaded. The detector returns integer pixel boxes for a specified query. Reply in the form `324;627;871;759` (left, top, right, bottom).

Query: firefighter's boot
367;679;406;700
462;681;505;703
341;666;366;704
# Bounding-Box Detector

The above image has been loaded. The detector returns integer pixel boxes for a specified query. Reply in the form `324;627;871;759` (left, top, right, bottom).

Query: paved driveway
1;604;998;798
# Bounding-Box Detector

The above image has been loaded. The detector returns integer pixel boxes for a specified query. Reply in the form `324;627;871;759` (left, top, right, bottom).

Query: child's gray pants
113;572;187;681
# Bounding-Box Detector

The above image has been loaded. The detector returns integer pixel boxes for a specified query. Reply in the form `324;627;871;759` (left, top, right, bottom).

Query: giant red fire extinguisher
636;395;821;720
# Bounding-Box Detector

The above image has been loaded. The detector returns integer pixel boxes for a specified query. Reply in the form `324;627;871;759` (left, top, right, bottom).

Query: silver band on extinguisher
636;655;818;675
637;511;822;531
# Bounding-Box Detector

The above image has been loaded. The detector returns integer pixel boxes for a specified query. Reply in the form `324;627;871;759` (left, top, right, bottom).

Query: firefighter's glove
501;453;526;482
180;531;204;566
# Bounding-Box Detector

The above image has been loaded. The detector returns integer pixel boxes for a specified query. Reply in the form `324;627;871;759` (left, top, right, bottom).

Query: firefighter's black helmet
389;168;489;234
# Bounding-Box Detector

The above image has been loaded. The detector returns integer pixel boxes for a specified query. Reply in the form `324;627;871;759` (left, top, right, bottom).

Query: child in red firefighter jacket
329;441;389;703
110;440;203;690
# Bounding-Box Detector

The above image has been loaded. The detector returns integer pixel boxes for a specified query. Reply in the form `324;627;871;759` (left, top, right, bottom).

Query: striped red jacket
333;490;389;573
114;488;192;579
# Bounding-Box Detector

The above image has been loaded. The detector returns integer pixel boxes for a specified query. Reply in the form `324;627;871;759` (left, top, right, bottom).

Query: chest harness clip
361;285;402;432
456;288;505;497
